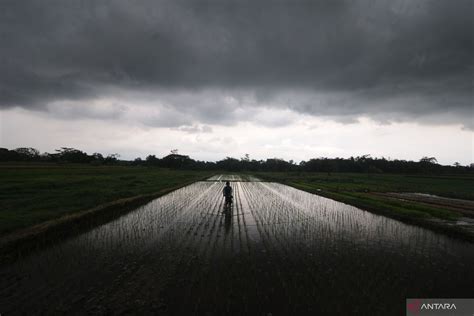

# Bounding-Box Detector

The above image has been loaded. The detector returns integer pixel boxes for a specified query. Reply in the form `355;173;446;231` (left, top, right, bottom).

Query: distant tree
216;157;241;171
146;155;160;166
355;154;371;162
0;148;19;161
161;153;193;169
420;156;438;164
264;158;293;172
39;152;52;162
104;153;120;164
15;147;39;157
88;152;104;165
14;147;40;161
171;149;179;155
453;162;461;168
92;152;104;162
55;147;90;163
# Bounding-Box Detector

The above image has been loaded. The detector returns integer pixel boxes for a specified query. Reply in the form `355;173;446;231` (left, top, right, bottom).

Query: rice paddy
1;175;472;315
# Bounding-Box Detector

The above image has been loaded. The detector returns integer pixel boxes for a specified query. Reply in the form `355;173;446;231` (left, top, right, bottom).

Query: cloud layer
0;0;472;128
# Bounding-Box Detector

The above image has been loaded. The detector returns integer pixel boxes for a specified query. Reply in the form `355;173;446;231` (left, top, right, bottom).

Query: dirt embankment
375;192;474;217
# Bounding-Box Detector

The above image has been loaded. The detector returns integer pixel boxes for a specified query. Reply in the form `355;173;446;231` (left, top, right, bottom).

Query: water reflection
224;206;232;235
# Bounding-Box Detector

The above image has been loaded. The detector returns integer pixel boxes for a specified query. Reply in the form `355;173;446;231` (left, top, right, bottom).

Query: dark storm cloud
0;0;472;127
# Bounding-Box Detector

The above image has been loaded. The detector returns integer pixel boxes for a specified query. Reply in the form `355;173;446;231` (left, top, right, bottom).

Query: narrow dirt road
1;176;473;315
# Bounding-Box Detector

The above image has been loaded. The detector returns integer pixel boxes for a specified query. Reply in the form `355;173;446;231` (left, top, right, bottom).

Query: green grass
256;172;474;221
0;163;211;235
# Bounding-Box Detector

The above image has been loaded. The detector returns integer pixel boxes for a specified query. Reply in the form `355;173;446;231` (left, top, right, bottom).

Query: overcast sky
0;0;472;164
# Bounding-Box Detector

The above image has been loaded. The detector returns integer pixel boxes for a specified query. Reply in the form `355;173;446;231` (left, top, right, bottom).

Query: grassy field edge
0;177;207;264
256;174;474;243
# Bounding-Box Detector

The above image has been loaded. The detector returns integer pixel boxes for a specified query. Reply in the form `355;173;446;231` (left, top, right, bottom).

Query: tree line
1;147;472;174
0;147;120;164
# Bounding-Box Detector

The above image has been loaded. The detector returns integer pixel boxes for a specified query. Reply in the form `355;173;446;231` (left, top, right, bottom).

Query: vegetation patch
255;172;474;241
0;164;211;236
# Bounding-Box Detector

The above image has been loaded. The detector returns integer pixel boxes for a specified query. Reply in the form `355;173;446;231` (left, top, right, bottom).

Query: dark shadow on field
224;205;232;235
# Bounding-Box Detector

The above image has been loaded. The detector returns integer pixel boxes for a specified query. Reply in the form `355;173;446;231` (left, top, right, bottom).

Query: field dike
0;177;207;264
284;182;474;242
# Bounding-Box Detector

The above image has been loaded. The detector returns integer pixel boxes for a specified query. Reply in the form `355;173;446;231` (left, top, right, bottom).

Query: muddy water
1;177;473;315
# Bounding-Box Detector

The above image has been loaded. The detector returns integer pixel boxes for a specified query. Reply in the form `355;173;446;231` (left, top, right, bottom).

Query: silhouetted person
223;181;233;208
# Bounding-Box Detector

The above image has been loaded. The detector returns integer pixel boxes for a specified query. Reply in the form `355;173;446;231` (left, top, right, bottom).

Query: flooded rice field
206;174;261;181
1;175;473;315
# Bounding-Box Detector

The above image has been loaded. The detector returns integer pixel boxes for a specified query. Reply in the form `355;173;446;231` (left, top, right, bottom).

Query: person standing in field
223;181;233;207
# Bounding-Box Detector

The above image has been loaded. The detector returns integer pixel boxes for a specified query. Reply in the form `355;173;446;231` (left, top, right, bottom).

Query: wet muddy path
1;176;473;315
